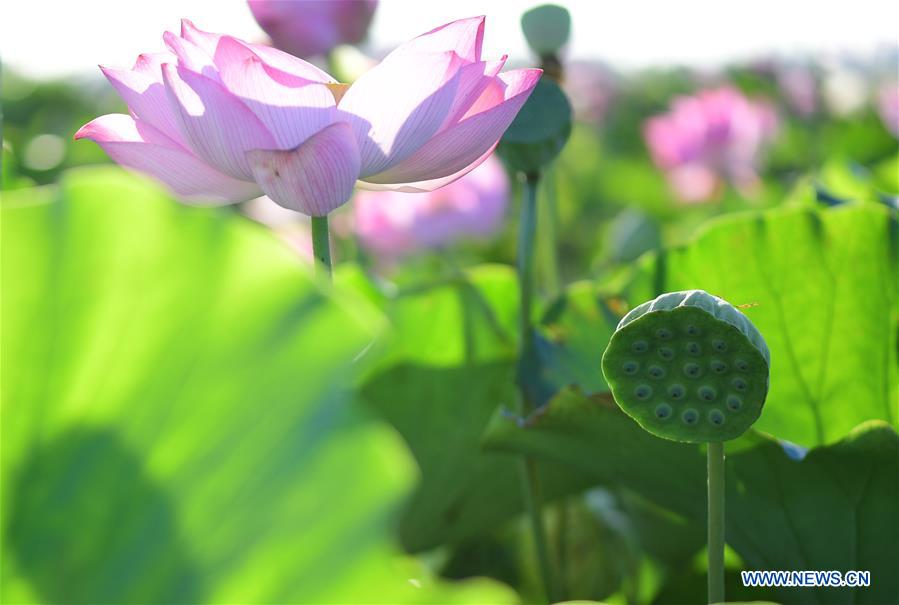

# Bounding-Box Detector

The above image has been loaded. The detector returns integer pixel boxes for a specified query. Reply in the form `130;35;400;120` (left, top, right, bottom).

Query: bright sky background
2;0;897;78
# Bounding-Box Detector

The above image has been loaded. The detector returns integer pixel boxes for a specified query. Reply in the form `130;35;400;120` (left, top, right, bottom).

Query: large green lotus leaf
360;266;596;552
0;168;516;604
609;204;898;446
485;389;899;605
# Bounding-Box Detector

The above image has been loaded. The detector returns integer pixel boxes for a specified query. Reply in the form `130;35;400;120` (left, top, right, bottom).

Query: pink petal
163;63;276;180
179;19;222;57
131;52;173;76
441;57;507;129
462;76;507;119
74;114;260;203
101;65;185;145
357;146;496;193
338;50;464;177
163;31;219;80
362;68;541;186
247;122;361;216
245;42;337;83
181;18;335;84
212;36;338;149
390;17;485;64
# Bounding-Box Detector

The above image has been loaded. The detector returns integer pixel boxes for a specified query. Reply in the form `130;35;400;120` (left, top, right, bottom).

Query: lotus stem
516;170;557;603
517;172;539;347
520;455;556;604
541;168;561;297
311;214;332;279
708;441;725;604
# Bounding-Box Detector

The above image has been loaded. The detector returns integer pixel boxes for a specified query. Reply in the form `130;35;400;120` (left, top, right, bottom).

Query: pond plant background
2;1;898;604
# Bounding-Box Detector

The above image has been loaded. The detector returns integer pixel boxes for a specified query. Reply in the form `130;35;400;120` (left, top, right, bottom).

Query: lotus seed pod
602;290;770;443
521;4;571;57
496;77;572;174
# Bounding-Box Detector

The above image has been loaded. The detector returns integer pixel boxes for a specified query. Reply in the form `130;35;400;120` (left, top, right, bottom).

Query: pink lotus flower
644;86;778;202
76;18;540;216
249;0;378;59
353;154;508;260
75;20;356;214
877;83;899;138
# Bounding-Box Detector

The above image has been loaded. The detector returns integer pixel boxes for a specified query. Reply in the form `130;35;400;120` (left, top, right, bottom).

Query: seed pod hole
698;385;717;401
647;365;666;379
686;325;701;336
735;359;749;371
708;409;725;425
683;363;702;378
727;394;742;411
658;346;674;360
681;409;699;425
656;328;672;340
685;341;702;355
712;339;727;352
732;377;748;392
710;359;727;374
632;340;649;353
668;384;686;399
655;403;672;419
623;360;639;375
634;384;653;400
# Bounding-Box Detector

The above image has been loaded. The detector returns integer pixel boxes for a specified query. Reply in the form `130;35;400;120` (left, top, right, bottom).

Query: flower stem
520;455;555;603
311;214;332;280
541;167;562;297
708;441;726;604
517;173;539;345
516;171;557;603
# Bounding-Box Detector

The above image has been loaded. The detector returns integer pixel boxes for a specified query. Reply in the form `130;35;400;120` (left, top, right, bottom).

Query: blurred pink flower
563;61;617;125
76;19;358;215
353;154;509;260
248;0;377;59
644;86;778;202
77;17;539;217
776;65;818;118
877;83;899;137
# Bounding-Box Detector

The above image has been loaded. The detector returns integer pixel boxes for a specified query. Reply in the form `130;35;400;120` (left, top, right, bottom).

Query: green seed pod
601;290;770;443
496;77;572;174
521;4;571;57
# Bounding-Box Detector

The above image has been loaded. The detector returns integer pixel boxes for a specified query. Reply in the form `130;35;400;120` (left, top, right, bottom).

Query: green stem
521;456;555;604
517;172;539;346
541;167;561;297
555;498;569;601
515;171;557;603
708;441;725;605
311;214;332;280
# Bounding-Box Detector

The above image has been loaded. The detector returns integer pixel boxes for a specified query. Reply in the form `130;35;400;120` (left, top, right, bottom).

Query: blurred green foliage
0;169;516;603
2;71;122;187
